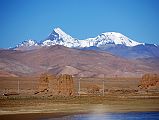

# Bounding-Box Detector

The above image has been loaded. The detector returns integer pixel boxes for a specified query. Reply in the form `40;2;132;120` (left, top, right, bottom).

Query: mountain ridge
13;27;159;59
15;27;146;49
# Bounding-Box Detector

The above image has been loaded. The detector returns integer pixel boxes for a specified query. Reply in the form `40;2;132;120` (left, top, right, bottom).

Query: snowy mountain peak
53;27;67;37
78;32;143;47
42;28;80;47
16;39;38;47
15;28;145;49
96;32;142;47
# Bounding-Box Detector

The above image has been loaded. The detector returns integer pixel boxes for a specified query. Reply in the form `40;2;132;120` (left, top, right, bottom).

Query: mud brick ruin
139;73;159;89
37;73;74;96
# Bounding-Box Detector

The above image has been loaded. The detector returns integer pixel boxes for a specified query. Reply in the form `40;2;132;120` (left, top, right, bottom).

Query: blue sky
0;0;159;48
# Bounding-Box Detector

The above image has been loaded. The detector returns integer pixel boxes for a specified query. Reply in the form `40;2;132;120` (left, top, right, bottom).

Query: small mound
59;66;80;76
0;70;18;77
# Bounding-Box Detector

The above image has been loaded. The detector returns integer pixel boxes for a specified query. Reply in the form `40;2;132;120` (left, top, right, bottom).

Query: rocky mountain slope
1;45;159;77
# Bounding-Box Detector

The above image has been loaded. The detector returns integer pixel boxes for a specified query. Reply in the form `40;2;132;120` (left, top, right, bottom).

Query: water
44;112;159;120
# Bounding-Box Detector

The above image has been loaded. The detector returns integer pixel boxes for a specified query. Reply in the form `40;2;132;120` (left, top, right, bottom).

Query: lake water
44;112;159;120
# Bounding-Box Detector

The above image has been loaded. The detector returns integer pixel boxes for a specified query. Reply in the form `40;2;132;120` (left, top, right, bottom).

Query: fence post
78;78;81;96
102;80;104;96
18;79;20;94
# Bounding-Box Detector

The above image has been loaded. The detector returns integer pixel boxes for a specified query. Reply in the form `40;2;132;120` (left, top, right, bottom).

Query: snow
54;28;68;38
78;32;142;47
42;40;56;46
79;38;95;47
95;32;142;47
16;39;38;47
17;28;144;48
53;27;76;43
41;27;80;47
154;44;158;47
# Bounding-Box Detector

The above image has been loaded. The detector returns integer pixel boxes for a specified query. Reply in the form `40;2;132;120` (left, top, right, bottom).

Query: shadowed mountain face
0;45;159;77
82;44;159;59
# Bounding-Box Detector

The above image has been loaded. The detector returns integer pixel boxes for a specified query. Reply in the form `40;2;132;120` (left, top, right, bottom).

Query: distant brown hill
0;45;158;77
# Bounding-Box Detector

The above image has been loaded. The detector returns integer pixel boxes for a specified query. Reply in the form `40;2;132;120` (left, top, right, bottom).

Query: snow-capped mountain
42;28;142;47
14;27;159;59
15;27;144;49
79;32;142;47
14;39;40;50
42;28;80;47
16;39;38;48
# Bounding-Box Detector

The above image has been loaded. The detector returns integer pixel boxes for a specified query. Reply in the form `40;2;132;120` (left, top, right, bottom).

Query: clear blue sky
0;0;159;48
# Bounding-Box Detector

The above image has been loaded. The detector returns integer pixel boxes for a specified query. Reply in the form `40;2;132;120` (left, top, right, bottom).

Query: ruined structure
139;73;159;89
86;84;100;94
37;73;74;96
56;74;74;96
38;73;51;92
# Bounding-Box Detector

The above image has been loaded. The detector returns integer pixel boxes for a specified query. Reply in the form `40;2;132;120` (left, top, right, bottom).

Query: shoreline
0;97;159;119
0;110;159;120
0;112;85;120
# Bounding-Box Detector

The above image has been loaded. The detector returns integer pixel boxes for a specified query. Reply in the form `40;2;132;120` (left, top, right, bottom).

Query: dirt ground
0;76;159;120
0;76;158;96
0;77;142;95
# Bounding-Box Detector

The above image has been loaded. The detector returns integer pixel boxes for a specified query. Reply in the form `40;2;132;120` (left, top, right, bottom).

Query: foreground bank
0;96;159;120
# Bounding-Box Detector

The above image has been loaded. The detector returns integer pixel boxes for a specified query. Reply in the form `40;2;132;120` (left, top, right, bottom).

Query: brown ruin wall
139;73;159;89
37;73;74;96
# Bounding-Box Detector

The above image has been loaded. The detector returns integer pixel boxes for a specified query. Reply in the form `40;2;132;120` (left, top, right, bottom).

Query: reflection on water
44;112;159;120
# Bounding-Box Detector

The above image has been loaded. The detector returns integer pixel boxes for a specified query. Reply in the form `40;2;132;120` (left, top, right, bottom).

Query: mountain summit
15;27;143;49
16;39;38;47
41;28;80;47
79;32;142;47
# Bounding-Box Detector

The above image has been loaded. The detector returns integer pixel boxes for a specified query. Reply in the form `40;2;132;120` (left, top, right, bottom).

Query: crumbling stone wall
38;73;50;92
139;73;159;89
56;74;74;96
37;73;74;96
